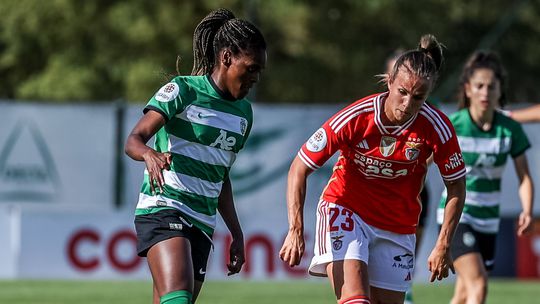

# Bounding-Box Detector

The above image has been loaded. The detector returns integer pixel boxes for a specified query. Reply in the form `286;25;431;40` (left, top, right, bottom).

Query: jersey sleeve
143;77;185;121
297;104;360;170
510;122;531;158
431;111;467;181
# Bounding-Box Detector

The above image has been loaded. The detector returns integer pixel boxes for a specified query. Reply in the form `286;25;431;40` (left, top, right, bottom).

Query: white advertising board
0;102;116;210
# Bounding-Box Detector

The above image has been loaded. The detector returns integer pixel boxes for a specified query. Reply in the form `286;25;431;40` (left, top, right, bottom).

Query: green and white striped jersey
135;75;253;235
437;109;530;233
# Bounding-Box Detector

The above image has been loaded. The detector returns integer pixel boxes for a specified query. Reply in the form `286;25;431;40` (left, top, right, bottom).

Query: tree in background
1;0;539;105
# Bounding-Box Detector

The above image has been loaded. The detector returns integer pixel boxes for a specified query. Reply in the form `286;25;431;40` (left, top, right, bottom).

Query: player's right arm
125;110;171;195
279;156;314;267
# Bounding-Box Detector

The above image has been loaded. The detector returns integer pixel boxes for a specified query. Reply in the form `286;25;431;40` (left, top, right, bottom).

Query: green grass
0;279;538;303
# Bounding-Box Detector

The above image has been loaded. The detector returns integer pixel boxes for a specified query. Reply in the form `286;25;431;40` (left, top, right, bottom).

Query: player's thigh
147;236;194;295
327;259;370;300
453;252;487;282
370;286;405;304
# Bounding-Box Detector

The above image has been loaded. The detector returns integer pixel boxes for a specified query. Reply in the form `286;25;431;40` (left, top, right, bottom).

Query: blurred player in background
437;50;534;304
280;34;466;304
125;8;266;304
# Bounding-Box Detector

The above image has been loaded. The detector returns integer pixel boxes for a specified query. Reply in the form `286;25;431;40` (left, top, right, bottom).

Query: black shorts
450;223;497;271
134;208;212;281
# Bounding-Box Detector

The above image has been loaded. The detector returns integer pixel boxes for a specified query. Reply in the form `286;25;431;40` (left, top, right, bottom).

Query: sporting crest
405;141;422;161
240;119;247;136
379;136;396;157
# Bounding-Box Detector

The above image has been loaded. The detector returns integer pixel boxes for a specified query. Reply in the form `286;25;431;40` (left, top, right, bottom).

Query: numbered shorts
309;201;416;292
450;223;497;271
134;208;212;281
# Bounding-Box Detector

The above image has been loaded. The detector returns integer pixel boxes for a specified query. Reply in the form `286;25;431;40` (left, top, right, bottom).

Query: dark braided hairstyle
457;50;507;110
190;8;266;76
386;34;444;86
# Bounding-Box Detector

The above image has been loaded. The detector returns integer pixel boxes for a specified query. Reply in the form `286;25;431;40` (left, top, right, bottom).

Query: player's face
225;49;267;99
464;68;501;112
386;69;432;124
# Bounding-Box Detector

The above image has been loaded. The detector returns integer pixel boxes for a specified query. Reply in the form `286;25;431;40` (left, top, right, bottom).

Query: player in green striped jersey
125;8;266;304
437;51;534;304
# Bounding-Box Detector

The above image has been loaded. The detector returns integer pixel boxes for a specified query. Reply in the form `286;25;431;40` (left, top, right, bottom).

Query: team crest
379;136;397;157
405;141;422;161
331;235;344;251
240;119;247;136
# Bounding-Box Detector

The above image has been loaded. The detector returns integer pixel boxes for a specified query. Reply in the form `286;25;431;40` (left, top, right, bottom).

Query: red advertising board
517;219;540;278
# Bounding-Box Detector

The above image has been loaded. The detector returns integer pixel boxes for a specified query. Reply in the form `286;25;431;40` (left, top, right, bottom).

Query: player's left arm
428;111;466;282
513;153;535;236
428;176;465;282
218;176;245;275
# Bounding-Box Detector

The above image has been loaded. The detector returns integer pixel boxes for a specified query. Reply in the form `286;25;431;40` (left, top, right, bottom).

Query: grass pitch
0;279;538;303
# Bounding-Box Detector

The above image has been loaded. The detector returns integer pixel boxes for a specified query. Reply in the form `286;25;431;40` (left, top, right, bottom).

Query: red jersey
299;93;466;234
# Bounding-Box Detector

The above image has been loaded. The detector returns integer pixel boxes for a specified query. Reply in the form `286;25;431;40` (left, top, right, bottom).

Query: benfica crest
379;136;397;157
332;235;344;251
405;141;422;161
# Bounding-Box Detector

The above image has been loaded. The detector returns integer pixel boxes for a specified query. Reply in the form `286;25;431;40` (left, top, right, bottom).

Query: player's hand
427;245;454;282
279;229;305;267
142;151;172;195
227;236;245;276
517;211;533;236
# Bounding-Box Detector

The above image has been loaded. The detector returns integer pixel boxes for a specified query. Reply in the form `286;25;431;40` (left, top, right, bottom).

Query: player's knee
339;295;371;304
160;290;192;304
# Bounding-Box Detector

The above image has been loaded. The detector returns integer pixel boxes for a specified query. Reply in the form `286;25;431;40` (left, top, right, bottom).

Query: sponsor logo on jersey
306;128;327;152
379;136;396;157
210;129;236;151
196;112;217;119
356;139;369;150
474;153;496;167
444;152;464;171
155;82;179;102
353;153;409;179
404;141;422;161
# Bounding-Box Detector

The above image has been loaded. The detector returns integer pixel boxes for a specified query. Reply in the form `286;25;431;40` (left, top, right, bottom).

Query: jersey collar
205;74;237;101
374;92;418;135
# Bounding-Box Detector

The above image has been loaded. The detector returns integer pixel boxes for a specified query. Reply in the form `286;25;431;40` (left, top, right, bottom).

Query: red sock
338;295;371;304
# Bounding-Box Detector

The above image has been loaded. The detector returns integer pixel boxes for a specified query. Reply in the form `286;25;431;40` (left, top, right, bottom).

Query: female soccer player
279;34;466;304
438;51;534;304
125;8;266;304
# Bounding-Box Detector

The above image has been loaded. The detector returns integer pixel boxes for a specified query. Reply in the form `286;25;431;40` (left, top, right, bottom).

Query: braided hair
190;8;266;76
457;50;507;109
387;34;444;86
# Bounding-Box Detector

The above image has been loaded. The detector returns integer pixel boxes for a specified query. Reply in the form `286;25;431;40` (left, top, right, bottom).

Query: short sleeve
431;113;467;181
297;105;361;170
510;122;531;158
143;78;185;121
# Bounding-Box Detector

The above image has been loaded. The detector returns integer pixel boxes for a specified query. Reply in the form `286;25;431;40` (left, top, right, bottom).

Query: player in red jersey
279;34;466;304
